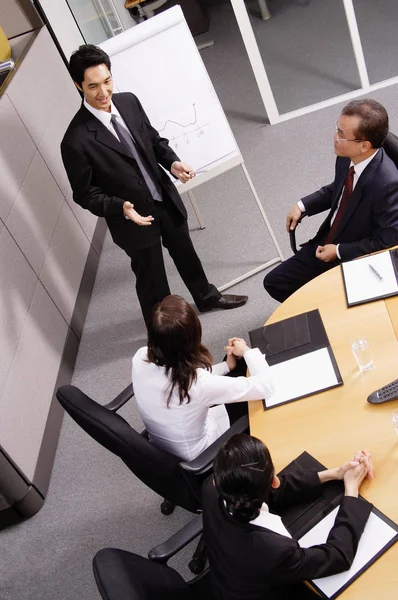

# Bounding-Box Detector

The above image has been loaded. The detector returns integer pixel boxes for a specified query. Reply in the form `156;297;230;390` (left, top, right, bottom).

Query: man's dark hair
68;44;111;87
341;99;389;148
214;433;275;524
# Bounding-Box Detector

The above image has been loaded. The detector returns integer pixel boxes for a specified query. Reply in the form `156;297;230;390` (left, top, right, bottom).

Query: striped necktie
110;114;162;202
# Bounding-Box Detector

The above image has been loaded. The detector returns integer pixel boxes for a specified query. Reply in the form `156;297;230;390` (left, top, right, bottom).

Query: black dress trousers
126;199;220;324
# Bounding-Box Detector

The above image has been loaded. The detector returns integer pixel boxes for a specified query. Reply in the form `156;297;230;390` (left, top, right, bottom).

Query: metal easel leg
257;0;271;20
188;190;206;230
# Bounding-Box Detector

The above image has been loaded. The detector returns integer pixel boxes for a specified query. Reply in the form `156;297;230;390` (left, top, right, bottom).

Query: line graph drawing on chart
152;98;237;171
158;103;210;151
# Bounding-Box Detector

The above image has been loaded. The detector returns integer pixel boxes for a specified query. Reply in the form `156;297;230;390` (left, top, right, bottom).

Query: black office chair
289;131;398;255
93;514;213;600
56;384;248;573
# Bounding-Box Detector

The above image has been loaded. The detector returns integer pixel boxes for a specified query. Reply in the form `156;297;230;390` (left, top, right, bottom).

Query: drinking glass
351;338;373;371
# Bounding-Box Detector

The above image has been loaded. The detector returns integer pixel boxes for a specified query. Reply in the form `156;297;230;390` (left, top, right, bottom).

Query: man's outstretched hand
123;202;154;226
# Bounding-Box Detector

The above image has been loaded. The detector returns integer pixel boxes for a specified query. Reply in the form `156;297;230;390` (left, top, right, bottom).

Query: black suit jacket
302;149;398;261
61;92;185;251
202;471;372;600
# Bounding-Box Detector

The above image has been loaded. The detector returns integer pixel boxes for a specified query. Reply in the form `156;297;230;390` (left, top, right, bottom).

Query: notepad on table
299;506;398;599
341;249;398;307
266;348;339;408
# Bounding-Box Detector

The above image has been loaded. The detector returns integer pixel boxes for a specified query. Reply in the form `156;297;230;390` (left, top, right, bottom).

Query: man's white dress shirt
84;98;130;140
132;347;274;461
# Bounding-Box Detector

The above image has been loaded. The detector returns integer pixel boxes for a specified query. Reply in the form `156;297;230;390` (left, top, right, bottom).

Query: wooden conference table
248;262;398;599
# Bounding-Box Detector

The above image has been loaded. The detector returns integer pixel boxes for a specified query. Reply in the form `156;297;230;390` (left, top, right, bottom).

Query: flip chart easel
101;6;283;288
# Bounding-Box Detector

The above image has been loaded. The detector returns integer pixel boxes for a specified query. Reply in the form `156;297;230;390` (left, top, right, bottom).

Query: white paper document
342;251;398;305
299;506;398;598
266;348;339;408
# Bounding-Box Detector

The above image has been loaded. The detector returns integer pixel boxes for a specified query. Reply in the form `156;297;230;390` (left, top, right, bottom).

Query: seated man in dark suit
264;99;398;303
202;433;373;600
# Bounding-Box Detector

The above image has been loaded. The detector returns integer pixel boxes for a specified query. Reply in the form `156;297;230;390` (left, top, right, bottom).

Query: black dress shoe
198;294;248;312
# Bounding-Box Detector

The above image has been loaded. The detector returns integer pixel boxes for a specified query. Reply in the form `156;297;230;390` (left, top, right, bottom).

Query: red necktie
325;166;355;244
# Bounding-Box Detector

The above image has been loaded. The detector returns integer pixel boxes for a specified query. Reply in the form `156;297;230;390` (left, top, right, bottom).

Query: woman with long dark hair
203;433;373;600
132;295;274;461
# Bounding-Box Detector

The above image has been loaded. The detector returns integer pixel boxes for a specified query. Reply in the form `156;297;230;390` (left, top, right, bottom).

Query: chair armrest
148;514;203;563
289;212;307;255
180;414;249;475
103;383;134;412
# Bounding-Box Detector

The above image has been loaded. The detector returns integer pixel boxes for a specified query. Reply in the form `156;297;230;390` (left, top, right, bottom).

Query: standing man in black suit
61;45;247;325
203;433;373;600
264;99;398;303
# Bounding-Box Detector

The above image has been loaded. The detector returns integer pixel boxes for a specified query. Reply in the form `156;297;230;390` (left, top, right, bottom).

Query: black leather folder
277;452;398;599
278;452;345;539
249;309;342;409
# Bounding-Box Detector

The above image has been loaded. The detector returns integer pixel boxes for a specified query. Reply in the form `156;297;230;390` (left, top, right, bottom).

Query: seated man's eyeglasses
335;123;364;143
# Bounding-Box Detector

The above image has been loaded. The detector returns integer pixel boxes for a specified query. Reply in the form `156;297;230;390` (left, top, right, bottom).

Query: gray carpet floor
1;2;398;598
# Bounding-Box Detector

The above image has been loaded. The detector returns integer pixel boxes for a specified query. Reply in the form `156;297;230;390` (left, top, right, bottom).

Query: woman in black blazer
202;434;373;600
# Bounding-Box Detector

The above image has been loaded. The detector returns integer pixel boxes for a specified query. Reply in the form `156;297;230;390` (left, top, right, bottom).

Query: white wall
37;0;84;58
0;27;98;482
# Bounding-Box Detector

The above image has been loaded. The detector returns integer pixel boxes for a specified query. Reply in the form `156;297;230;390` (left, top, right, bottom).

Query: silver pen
369;264;383;281
187;168;207;177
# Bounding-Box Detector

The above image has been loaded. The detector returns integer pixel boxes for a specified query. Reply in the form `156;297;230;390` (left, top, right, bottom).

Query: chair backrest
383;131;398;169
93;548;191;600
56;385;202;512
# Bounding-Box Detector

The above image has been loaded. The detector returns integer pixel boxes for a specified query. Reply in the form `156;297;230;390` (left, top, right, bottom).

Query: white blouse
131;347;274;461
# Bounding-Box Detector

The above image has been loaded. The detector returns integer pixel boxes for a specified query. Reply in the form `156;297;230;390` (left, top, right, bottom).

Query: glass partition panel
353;0;398;84
196;0;267;128
245;0;360;114
66;0;124;45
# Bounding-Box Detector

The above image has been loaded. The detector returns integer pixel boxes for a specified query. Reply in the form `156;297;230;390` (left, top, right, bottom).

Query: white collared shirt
250;502;292;537
132;347;274;462
298;149;379;258
224;499;291;537
83;98;130;141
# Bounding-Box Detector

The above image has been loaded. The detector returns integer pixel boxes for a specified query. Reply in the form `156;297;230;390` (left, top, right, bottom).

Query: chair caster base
188;556;206;575
160;499;175;515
